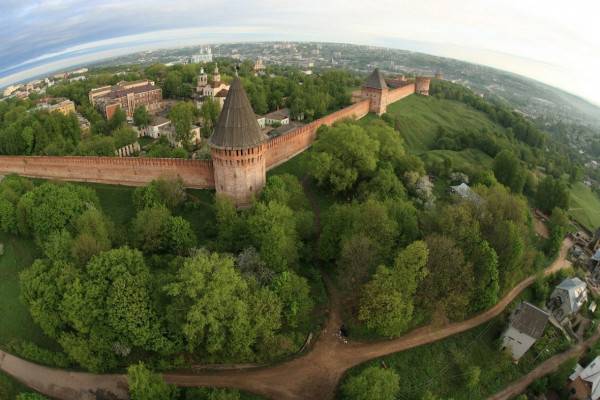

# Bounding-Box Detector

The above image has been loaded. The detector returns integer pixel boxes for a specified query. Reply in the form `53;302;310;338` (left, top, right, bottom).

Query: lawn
569;182;600;231
383;95;507;153
339;299;569;400
0;233;58;351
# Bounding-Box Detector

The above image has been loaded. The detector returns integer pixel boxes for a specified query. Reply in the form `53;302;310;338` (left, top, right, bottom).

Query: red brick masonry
0;98;373;188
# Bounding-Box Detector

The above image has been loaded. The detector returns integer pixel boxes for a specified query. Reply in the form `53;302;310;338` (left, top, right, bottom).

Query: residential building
76;113;91;135
501;302;549;360
569;356;600;400
36;98;76;115
139;116;171;139
89;80;162;119
548;277;588;322
265;108;290;126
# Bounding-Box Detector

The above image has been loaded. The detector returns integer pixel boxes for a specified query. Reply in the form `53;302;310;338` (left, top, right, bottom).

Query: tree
419;235;474;320
169;102;197;145
247;201;299;271
165;250;279;358
132;206;196;255
309;123;379;193
493;150;525;193
71;208;112;265
185;388;241;400
341;366;400;400
113;126;137;148
358;241;428;336
271;270;313;328
535;176;570;213
490;220;524;290
132;206;172;253
16;182;99;243
133;178;187;211
107;107;126;132
127;362;178;400
544;207;570;256
20;248;165;372
133;106;151;128
200;97;221;136
163;71;184;98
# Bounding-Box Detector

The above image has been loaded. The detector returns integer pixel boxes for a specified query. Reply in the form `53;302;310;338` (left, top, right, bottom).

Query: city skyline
2;0;600;106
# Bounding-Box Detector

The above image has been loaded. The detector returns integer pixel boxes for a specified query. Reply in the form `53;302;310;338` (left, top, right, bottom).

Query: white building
191;47;213;64
139;116;171;139
265;108;290;126
548;277;588;322
501;302;549;361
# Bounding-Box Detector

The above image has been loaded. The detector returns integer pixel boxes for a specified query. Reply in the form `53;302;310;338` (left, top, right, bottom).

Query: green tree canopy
493;150;526;193
127;362;178;400
359;241;429;336
341;366;400;400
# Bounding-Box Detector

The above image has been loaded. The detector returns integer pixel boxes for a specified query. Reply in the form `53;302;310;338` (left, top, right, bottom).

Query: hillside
375;95;500;171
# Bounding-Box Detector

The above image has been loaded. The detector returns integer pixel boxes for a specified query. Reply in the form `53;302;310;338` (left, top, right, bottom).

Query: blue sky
2;0;600;105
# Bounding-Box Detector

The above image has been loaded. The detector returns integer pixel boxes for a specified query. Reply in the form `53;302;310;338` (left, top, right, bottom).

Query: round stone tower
209;77;268;208
361;68;389;115
415;76;431;96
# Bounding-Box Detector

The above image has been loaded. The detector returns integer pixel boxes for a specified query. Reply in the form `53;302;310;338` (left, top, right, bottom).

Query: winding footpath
0;238;574;400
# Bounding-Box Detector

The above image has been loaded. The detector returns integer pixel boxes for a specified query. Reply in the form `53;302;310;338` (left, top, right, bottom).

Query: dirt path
488;326;600;400
0;238;574;400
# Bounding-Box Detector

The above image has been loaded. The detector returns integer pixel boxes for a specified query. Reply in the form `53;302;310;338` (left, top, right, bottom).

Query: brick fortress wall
265;99;370;169
0;97;382;188
387;83;416;104
0;156;215;188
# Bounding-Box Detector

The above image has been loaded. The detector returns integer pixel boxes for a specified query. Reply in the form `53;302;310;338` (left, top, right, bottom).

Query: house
501;302;549;360
548;277;588;322
265;108;290;126
568;356;600;400
139;116;171;139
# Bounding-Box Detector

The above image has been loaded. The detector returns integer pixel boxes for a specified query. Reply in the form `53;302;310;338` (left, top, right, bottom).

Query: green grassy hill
569;182;600;231
385;95;506;153
362;95;505;173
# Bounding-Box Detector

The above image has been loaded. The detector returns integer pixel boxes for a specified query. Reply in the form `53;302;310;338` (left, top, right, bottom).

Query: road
0;238;573;400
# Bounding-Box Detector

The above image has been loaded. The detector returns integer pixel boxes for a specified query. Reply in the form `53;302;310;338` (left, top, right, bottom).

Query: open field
569;182;600;231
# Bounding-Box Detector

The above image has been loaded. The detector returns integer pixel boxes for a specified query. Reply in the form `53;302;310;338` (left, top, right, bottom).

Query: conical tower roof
209;77;267;149
364;68;388;90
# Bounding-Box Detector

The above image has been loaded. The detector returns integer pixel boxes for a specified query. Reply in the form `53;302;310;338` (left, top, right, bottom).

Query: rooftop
509;301;549;339
265;108;290;120
364;68;388;90
209;77;267;150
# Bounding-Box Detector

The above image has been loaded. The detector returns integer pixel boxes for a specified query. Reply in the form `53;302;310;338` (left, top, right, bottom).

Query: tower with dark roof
361;68;389;115
209;77;268;208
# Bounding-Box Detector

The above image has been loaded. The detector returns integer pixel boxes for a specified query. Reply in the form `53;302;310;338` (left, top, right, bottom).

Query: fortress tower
415;76;431;96
361;68;389;115
209;77;268;208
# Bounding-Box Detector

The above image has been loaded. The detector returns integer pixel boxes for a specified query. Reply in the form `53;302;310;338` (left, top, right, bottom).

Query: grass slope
0;233;57;351
385;95;506;154
340;301;568;400
569;182;600;231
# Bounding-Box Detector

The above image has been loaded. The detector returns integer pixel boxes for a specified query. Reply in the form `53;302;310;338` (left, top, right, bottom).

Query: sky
1;0;600;106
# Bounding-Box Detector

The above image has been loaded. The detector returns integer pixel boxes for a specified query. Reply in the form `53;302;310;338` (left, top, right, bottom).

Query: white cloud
1;0;600;104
